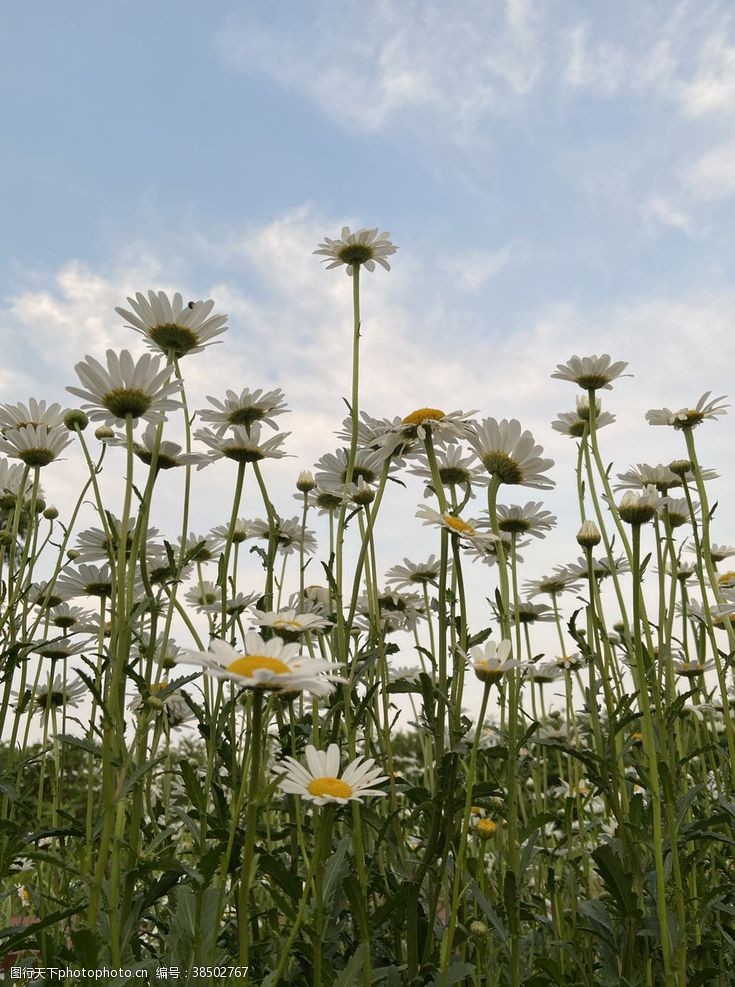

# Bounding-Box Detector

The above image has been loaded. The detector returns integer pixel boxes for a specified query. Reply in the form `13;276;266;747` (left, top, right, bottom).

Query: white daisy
527;663;564;684
0;399;67;434
209;518;250;544
314;226;397;276
562;555;631;580
314;447;387;492
551;354;630;391
0;458;34;506
55;563;114;599
177;634;343;697
250;608;331;635
276;743;388;805
551;396;615;438
415;504;499;550
176;532;224;565
247;517;317;556
107;423;208;470
408;444;481;498
466;639;519;684
385;555;445;589
617;487;659;525
507;601;554;624
35;636;91;662
27;581;66;608
673;658;716;678
48;603;94;630
468;419;554;490
195;423;289;465
200;590;260;616
67;350;182;425
646;392;728;429
115;290;228;359
22;674;87;714
524;570;581;598
197;387;288;433
128;681;193;727
74;517;158;563
495;502;556;539
686;542;735;564
0;425;72;467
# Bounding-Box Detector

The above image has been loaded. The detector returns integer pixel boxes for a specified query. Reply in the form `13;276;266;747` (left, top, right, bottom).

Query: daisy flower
177;634;343;697
276;743;388;805
396;407;476;443
67;350;182;425
646;392;728;429
507;601;554;624
0;399;67;434
107;423;208;470
314;447;387;493
524;570;581;598
48;603;93;630
250;608;331;635
28;581;66;609
552;407;615;438
409;444;481;498
247;516;317;556
176;532;224;565
195;423;289;466
673;658;716;678
197;387;288;433
55;563;114;599
0;458;34;506
115;290;228;359
562;555;631;580
35;636;91;662
617;487;659;525
209;518;250;544
200;590;260;617
527;663;564;685
658;496;696;528
21;674;87;714
467;639;519;684
385;555;445;589
0;425;72;468
495;502;556;539
686;542;735;564
128;681;193;727
416;504;499;550
314;226;397;275
468;419;554;490
551;354;630;391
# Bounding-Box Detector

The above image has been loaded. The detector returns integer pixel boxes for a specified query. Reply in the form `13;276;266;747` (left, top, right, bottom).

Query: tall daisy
67;350;182;426
177;634;343;697
0;425;72;468
276;743;388;805
198;387;288;433
646;392;728;429
468;419;554;490
314;227;397;276
115;291;228;359
551;354;630;391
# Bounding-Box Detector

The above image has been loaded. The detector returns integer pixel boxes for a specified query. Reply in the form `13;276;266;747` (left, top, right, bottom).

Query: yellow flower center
226;655;291;677
307;777;353;799
718;571;735;586
402;408;446;426
443;515;474;535
476;819;497;838
273;619;304;630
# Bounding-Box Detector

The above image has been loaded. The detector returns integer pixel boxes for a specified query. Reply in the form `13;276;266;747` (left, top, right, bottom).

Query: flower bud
470;920;489;938
66;549;80;561
63;409;89;431
43;506;59;520
296;470;316;493
95;426;115;441
669;459;692;478
618;488;657;525
34;497;46;513
576;519;601;548
0;530;15;548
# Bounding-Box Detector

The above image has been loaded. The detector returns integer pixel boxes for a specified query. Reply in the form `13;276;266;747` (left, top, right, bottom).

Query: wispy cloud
215;0;544;134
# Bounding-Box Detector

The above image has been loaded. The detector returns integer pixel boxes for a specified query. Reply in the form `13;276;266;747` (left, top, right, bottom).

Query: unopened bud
669;459;692;478
296;470;315;493
577;519;601;548
43;506;59;520
618;488;657;525
64;409;89;432
95;426;115;441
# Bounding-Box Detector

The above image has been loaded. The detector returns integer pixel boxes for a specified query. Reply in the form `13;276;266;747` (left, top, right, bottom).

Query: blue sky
2;1;735;689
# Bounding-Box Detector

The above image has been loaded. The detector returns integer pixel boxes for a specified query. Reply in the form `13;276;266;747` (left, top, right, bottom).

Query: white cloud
215;0;544;134
642;194;694;232
563;24;627;95
685;140;735;200
679;35;735;117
